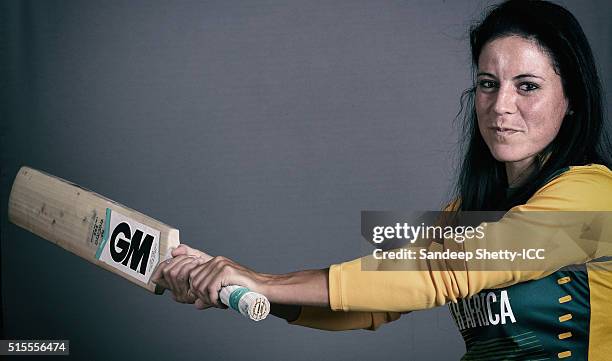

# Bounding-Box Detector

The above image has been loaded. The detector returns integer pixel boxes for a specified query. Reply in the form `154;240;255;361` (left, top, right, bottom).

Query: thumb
173;244;213;262
172;244;200;257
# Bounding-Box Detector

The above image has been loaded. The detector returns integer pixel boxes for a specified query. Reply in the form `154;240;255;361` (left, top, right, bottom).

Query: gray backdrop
1;1;609;360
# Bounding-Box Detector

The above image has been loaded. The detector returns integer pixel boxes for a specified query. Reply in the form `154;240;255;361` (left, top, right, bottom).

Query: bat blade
8;166;179;293
8;166;270;321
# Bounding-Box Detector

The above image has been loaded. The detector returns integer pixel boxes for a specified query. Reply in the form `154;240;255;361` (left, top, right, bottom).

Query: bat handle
219;285;270;321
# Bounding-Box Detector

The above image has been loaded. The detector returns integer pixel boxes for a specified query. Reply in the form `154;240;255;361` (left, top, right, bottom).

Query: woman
153;0;612;359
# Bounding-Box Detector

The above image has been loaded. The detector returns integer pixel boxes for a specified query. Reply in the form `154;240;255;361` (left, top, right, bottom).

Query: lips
491;126;520;132
490;127;521;138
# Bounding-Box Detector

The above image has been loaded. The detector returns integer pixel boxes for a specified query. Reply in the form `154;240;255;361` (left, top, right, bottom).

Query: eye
478;80;497;89
518;82;539;92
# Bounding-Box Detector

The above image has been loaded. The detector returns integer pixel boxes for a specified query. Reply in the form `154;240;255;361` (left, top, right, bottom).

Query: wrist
253;272;283;301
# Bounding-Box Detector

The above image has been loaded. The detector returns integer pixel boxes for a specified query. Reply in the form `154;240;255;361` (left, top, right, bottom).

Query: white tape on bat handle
218;285;270;321
161;253;270;321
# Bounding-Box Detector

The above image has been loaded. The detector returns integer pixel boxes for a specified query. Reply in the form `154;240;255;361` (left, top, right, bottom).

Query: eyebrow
477;72;545;80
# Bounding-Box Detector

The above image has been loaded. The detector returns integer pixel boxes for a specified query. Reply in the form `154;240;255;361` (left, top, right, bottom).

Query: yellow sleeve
288;306;401;331
328;164;612;312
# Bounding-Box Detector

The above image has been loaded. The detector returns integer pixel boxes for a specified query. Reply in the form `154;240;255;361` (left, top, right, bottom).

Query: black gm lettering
109;222;154;275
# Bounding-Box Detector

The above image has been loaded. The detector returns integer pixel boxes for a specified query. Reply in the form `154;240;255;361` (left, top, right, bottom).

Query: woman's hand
152;254;200;303
187;255;267;310
171;244;213;262
151;244;213;303
153;244;268;310
154;244;330;311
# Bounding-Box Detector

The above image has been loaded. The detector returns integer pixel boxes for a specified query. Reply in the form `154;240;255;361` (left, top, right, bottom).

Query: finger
172;244;214;262
173;259;202;300
189;256;225;288
189;258;221;302
153;253;186;283
153;254;197;290
162;255;194;290
194;298;212;310
182;288;197;304
151;258;170;281
153;277;170;290
191;257;232;308
188;258;212;285
198;259;228;308
189;262;214;302
181;261;203;283
172;244;203;258
171;244;191;257
151;261;171;289
167;257;197;294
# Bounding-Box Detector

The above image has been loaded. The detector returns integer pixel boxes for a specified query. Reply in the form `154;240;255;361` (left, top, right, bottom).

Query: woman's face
475;35;568;166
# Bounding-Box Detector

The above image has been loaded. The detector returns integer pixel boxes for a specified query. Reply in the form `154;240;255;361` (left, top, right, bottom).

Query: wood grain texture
8;166;180;293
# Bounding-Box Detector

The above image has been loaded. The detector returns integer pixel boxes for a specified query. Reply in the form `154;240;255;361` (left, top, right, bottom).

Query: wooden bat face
8;166;270;321
8;166;180;293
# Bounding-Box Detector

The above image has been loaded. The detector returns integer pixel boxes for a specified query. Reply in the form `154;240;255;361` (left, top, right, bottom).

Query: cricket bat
8;166;270;321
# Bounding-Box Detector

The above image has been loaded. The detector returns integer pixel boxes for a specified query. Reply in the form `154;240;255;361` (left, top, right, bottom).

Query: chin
488;146;530;163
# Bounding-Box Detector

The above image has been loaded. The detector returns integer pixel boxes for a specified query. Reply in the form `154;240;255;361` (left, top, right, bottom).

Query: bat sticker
96;208;160;284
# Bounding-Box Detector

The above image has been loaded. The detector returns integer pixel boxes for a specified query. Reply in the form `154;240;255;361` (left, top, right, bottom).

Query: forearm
258;268;330;307
163;248;401;330
263;271;403;331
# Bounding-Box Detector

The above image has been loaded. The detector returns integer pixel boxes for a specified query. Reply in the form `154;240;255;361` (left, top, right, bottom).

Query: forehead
478;35;557;75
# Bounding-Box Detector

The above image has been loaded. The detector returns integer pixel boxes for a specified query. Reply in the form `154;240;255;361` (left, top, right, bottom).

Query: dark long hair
454;0;612;211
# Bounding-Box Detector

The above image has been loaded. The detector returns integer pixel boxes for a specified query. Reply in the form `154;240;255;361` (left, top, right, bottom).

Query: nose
492;84;517;115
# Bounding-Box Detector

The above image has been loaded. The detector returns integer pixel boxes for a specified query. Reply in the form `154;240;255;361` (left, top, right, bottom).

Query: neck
505;157;537;188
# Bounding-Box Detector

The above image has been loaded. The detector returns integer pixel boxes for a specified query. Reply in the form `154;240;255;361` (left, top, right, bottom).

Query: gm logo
97;209;160;283
110;222;154;275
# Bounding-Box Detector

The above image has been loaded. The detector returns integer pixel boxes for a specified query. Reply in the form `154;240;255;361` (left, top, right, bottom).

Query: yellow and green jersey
451;262;612;360
290;164;612;360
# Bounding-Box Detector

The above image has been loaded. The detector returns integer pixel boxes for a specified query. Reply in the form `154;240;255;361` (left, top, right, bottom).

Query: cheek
520;95;566;140
475;93;490;133
474;91;489;116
